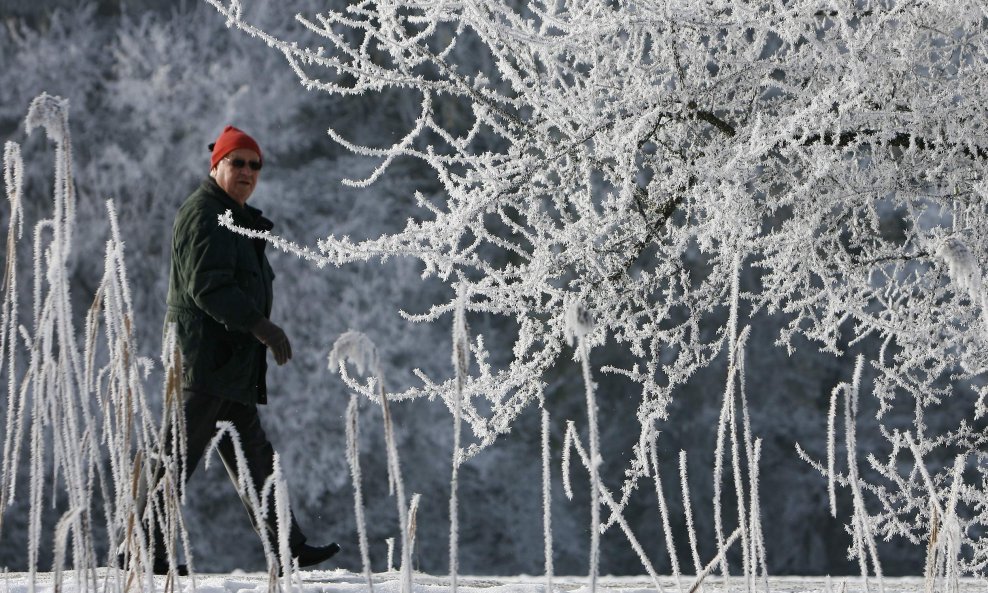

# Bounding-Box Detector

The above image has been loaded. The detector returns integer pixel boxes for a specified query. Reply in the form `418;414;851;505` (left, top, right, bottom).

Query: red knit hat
209;125;262;169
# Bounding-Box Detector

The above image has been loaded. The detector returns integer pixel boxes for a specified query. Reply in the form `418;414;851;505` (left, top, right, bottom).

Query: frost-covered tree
205;0;988;574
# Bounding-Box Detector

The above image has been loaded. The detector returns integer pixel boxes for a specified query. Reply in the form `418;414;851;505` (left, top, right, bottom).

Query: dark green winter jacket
165;178;275;405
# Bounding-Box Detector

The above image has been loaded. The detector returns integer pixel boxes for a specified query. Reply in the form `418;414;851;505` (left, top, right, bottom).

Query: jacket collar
201;177;273;231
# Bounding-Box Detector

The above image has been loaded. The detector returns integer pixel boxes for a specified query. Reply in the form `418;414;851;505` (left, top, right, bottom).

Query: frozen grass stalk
566;423;665;593
649;430;682;593
735;329;768;587
272;455;294;590
687;527;742;593
827;385;841;517
450;286;469;593
565;301;600;593
713;254;742;582
542;409;554;593
346;394;373;592
728;374;752;590
331;331;412;593
712;356;733;581
0;94;195;591
408;493;422;560
0;140;24;535
749;439;768;590
562;425;574;501
679;451;702;581
943;454;965;593
205;422;279;573
845;356;883;593
909;436;964;593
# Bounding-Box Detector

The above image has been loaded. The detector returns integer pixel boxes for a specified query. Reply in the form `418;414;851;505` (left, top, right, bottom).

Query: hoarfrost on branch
207;0;988;570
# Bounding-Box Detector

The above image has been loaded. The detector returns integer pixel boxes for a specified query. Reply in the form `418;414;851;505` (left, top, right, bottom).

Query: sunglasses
223;156;263;171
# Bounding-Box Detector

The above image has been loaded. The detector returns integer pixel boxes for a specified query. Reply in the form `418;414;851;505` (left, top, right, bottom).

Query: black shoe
152;558;189;576
294;542;340;568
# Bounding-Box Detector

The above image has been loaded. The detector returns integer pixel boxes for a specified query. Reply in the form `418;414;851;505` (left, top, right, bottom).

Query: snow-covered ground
2;571;984;593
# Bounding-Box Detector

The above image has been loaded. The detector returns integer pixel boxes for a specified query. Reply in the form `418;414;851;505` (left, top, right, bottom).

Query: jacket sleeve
184;215;265;333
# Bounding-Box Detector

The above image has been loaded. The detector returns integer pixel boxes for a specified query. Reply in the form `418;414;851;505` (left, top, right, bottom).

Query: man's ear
209;167;217;177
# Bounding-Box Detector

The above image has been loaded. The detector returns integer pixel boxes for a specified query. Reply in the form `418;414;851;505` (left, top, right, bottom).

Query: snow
1;571;985;593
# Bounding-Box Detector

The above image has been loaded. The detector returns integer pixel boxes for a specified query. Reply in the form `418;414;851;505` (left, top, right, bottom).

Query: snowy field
2;571;985;593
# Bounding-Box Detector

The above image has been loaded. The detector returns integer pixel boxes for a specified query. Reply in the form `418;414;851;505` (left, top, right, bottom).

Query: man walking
147;125;338;574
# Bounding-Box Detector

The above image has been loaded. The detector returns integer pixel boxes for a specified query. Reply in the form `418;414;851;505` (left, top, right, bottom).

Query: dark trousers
145;390;306;561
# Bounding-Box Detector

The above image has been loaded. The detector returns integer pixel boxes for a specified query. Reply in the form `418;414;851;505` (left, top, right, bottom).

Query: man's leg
214;401;307;554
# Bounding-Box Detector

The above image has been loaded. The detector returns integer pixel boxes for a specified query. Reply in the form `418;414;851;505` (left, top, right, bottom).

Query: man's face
211;148;261;205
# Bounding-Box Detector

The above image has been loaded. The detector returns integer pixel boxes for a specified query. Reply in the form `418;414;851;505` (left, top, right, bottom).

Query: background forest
0;0;979;579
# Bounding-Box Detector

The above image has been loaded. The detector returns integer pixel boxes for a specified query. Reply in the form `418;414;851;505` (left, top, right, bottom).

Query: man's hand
251;318;292;365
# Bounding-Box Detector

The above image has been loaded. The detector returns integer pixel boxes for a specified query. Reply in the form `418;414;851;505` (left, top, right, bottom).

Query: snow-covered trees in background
204;0;988;577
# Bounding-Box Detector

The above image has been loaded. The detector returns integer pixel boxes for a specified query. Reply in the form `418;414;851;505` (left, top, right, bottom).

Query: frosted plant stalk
408;492;422;560
712;355;733;581
566;423;664;593
450;286;469;593
943;455;965;593
0;141;24;532
687;528;742;593
204;422;279;571
346;395;373;592
562;426;574;501
728;386;752;590
272;455;294;590
728;329;753;590
331;331;412;593
679;451;702;581
735;328;767;586
924;502;940;593
749;439;768;591
53;507;82;593
845;356;883;593
565;301;600;593
649;431;682;593
713;255;743;582
542;409;554;593
827;385;842;518
908;436;964;593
